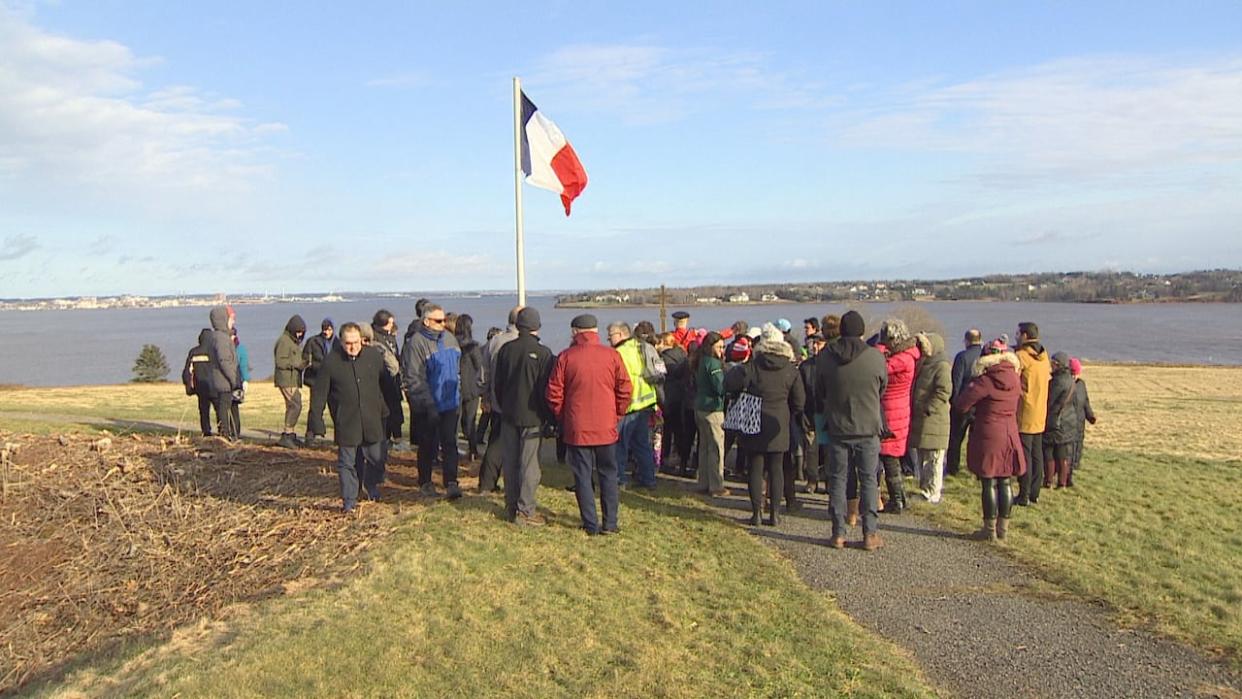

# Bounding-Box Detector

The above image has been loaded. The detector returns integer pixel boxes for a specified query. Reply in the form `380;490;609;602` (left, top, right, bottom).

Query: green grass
33;468;937;698
909;447;1242;662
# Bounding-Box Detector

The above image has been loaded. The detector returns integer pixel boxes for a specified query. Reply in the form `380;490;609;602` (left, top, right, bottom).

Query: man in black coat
205;306;241;440
310;322;388;513
492;308;555;525
947;328;983;475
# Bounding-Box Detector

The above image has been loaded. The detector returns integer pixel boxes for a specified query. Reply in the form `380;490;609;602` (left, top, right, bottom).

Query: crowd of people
183;302;1097;545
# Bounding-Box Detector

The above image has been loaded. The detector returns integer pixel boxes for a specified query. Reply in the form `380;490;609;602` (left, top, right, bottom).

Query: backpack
640;342;667;384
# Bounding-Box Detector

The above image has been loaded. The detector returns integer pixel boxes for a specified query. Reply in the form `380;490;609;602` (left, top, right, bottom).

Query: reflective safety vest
616;339;658;413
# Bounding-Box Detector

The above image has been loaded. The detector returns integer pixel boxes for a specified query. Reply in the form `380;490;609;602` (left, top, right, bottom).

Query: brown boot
996;518;1009;540
846;498;860;527
862;532;884;551
828;535;845;550
974;518;997;541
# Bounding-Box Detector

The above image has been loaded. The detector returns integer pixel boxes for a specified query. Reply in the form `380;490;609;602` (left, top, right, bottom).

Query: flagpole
512;76;527;307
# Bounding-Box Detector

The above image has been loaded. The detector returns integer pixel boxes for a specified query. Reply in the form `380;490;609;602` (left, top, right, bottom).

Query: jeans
1018;432;1044;503
827;436;881;537
567;444;620;533
416;407;460;487
500;422;542;518
694;410;725;492
337;442;384;508
615;408;656;487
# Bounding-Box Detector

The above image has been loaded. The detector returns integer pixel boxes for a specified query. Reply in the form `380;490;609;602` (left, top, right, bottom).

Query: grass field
17;453;936;698
910;363;1242;662
3;362;1240;692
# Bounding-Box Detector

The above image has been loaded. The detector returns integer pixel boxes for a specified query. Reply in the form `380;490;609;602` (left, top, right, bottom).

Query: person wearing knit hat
1066;357;1096;486
492;306;554;525
726;322;805;526
727;335;752;363
815;309;889;550
302;317;337;447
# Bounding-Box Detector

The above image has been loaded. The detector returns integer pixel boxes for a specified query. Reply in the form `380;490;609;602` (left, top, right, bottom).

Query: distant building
760;293;779;302
727;292;750;303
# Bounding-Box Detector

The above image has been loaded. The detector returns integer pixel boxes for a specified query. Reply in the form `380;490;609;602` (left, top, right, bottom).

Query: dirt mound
0;433;434;693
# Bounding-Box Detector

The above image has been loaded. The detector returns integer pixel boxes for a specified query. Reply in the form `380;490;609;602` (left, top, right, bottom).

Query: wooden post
659;284;667;333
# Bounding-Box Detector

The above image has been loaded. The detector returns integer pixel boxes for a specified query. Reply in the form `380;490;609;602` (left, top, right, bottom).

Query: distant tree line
556;269;1242;306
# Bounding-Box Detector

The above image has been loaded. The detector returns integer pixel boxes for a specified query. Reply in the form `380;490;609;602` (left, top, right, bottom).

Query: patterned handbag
722;365;763;435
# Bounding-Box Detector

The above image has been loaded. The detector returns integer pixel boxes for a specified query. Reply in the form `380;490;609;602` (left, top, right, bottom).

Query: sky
2;0;1241;298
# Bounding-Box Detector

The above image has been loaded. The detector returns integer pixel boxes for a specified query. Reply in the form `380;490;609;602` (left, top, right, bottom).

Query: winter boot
846;498;860;527
882;476;906;514
975;518;997;541
996;517;1009;540
862;532;884;551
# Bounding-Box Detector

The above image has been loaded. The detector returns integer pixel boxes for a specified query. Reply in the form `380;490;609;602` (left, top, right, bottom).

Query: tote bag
722;365;762;435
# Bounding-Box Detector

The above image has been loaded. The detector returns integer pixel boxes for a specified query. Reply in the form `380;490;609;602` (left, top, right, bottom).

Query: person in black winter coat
310;323;388;512
725;324;806;527
455;314;485;462
183;328;217;436
371;310;405;449
303;318;336;445
1042;351;1078;489
657;332;693;475
205;306;240;440
492;308;555;524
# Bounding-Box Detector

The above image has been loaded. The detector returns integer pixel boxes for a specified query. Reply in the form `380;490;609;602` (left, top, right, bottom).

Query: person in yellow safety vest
608;321;659;488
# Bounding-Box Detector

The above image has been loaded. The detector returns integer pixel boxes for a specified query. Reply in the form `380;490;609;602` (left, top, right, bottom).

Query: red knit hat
727;336;752;362
1069;357;1083;376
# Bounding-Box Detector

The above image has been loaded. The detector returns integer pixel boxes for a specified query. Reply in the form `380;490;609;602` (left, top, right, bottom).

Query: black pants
1018;432;1044;503
946;410;972;475
780;449;800;507
747;451;784;520
478;417;504;492
382;380;403;441
213;393;235;440
660;401;693;467
881;454;906;505
307;381;327;437
229;400;242;437
196;393;215;436
460;397;481;458
981;477;1012;520
415;408;460;487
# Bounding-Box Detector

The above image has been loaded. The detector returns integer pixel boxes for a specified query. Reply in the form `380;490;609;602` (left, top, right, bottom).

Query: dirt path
699;485;1241;699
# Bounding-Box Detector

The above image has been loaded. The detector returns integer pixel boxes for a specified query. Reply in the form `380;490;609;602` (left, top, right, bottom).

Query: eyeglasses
427;316;446;324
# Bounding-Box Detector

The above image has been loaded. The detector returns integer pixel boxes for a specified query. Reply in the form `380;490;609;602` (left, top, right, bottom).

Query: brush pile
0;432;415;693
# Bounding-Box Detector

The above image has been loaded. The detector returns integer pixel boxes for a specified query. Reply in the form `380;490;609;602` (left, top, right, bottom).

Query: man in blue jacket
401;302;463;499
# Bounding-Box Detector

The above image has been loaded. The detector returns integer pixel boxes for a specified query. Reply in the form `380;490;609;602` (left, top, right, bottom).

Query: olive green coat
273;329;307;388
910;333;952;451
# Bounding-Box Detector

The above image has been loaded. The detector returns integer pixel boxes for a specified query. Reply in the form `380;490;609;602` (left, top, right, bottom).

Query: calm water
1;296;1239;386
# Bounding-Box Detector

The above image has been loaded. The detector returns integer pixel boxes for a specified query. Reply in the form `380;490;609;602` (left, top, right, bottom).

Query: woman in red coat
876;319;921;513
953;341;1027;541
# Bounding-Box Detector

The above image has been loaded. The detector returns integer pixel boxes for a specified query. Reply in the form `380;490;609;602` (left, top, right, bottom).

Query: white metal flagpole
512;76;527;307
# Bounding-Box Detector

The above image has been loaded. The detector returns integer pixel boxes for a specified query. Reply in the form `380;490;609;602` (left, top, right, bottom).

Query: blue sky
2;1;1241;297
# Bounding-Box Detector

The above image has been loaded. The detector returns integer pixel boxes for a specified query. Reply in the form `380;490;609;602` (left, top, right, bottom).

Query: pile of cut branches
0;433;419;693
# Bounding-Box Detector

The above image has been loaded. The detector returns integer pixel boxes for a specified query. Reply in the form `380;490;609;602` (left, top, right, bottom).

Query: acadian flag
520;92;588;216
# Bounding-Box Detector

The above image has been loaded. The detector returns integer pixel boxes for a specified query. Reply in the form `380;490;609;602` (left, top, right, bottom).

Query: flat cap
671;311;690;320
571;313;598;330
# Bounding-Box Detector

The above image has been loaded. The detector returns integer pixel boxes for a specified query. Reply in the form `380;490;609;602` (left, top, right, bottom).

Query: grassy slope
34;470;936;698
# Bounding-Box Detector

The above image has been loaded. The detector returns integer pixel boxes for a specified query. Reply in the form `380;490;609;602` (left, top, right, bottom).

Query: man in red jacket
546;314;633;535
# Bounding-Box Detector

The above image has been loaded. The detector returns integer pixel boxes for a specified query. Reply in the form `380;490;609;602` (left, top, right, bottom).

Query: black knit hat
840;310;865;338
571;314;598;330
515;307;541;332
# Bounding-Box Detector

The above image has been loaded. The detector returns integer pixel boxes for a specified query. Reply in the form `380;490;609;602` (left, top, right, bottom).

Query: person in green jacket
910;333;952;503
693;331;727;495
273;315;308;448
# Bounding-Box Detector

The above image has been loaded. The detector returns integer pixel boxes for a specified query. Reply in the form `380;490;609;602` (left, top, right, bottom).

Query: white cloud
833;55;1242;186
0;233;39;261
0;7;286;198
525;42;825;123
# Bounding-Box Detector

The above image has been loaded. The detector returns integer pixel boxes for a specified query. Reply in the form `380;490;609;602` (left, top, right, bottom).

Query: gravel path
698;484;1241;699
